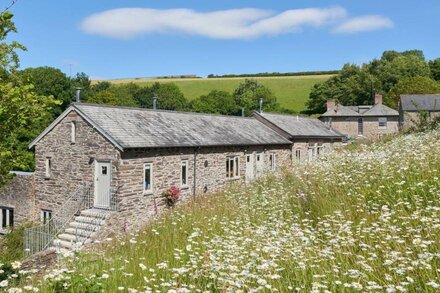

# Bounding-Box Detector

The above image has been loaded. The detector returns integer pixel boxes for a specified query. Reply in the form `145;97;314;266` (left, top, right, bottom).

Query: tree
191;90;240;115
233;79;279;115
306;49;434;114
71;72;92;101
0;12;59;186
87;89;138;107
386;76;440;109
133;82;189;111
19;66;73;116
306;64;376;113
429;58;440;81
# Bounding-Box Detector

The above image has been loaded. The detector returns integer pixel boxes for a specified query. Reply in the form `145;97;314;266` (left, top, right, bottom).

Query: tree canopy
233;79;279;115
191;90;240;115
306;50;438;114
0;12;59;186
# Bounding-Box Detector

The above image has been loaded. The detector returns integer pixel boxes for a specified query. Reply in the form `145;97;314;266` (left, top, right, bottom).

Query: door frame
94;160;112;209
245;153;255;183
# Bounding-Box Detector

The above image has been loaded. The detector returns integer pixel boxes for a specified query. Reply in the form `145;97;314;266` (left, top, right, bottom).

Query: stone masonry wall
99;145;292;236
0;172;35;229
34;110;120;220
329;116;399;140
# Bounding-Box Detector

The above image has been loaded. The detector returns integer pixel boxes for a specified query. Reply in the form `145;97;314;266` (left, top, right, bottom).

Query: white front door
94;161;111;209
256;152;264;177
245;154;255;183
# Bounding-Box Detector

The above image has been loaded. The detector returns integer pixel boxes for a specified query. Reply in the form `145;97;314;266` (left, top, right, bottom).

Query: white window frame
45;157;52;178
0;207;14;229
143;163;153;194
181;160;189;188
226;156;240;179
71;121;76;143
40;209;52;224
269;153;276;171
378;117;387;129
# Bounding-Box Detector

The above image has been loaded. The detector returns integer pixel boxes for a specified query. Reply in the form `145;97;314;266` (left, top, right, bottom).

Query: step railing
73;187;118;243
24;183;94;256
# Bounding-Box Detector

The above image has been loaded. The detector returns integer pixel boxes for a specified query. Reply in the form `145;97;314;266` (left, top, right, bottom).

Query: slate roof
400;94;440;111
30;103;291;150
320;104;398;117
253;112;344;139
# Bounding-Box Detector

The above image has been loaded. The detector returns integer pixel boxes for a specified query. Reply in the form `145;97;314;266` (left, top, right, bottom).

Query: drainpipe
193;147;200;197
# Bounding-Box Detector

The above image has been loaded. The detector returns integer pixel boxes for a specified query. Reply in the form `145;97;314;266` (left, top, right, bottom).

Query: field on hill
6;129;440;292
101;75;333;112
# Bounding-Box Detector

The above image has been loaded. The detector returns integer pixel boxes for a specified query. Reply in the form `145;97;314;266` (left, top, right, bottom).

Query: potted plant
161;186;181;207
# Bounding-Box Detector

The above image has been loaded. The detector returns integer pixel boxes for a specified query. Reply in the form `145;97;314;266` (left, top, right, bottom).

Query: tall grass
6;130;440;292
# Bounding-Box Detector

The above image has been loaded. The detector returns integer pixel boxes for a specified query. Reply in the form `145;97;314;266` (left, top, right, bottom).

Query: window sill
226;177;241;181
180;185;189;190
143;190;153;196
0;229;10;235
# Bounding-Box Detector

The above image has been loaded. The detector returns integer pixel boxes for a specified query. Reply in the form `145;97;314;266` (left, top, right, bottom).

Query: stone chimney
374;94;383;105
327;99;336;111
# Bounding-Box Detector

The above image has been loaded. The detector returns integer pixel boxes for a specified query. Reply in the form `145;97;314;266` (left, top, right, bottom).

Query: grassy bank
6;130;440;292
100;75;332;112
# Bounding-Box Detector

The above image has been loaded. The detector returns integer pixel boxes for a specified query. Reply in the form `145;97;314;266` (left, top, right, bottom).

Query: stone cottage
319;95;399;140
1;103;343;251
252;112;344;162
399;94;440;129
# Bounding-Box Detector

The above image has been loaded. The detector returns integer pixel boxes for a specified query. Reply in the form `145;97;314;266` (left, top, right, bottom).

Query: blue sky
8;0;440;79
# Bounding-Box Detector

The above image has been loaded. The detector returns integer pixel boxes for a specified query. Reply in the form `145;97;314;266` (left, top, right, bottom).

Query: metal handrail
24;183;94;256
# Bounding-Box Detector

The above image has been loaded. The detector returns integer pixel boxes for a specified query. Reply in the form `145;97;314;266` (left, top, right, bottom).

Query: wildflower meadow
2;129;440;292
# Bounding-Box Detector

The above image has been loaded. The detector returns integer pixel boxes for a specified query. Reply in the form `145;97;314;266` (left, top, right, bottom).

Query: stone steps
54;208;112;253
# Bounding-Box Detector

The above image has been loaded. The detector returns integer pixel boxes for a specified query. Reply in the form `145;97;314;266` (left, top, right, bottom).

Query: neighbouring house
399;94;440;129
252;112;344;163
0;172;34;234
319;95;400;140
1;103;343;252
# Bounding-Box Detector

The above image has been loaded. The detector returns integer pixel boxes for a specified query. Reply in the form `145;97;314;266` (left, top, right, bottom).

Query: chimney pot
326;99;335;111
375;94;382;105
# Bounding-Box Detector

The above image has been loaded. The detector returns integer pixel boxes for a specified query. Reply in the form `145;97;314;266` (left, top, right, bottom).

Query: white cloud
333;15;393;34
80;7;347;40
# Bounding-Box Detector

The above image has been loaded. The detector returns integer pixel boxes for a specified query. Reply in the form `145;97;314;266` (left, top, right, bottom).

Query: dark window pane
2;209;6;228
182;163;187;185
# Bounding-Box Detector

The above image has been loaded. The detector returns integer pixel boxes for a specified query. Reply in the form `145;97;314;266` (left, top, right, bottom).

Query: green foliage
0;225;28;262
19;66;73;115
386;76;440;108
307;49;435;113
71;72;92;101
429;58;440;81
0;11;26;76
306;64;375;113
47;273;103;293
233;79;279;115
133;82;189;111
0;12;59;186
191;90;240;115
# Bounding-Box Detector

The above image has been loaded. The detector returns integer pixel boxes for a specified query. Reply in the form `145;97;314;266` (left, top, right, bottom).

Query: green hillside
104;75;333;112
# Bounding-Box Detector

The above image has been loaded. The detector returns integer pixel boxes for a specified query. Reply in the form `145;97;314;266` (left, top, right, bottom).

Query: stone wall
100;145;292;235
0;172;35;229
292;139;340;163
34;110;121;220
328;116;399;140
401;111;440;130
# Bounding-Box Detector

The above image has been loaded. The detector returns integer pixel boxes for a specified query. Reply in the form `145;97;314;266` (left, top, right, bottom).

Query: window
41;210;52;224
269;154;276;171
144;163;153;193
0;207;14;229
295;149;301;162
181;160;188;187
71;121;76;143
317;143;324;156
358;118;364;135
101;166;108;175
378;117;387;128
45;158;52;178
226;156;239;179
